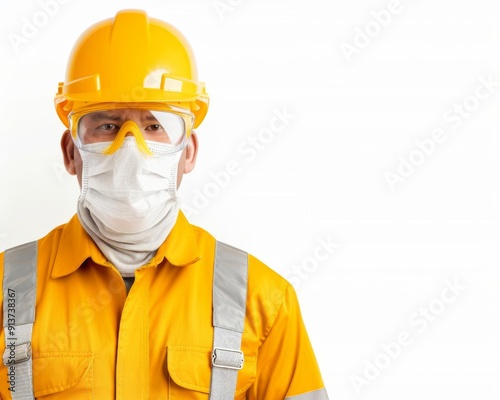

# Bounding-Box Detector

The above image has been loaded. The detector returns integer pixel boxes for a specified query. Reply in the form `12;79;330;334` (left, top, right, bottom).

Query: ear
183;131;199;174
61;130;77;175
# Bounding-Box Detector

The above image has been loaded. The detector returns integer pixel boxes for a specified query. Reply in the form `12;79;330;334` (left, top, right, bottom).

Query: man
0;9;328;399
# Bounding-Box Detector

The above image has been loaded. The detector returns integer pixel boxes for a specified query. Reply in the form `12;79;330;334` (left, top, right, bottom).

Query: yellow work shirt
0;212;327;399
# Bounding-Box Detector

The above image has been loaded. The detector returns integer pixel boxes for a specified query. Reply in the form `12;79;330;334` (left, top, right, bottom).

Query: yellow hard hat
54;9;209;129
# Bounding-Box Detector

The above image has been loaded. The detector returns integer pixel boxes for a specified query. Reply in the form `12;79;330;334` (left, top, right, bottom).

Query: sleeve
248;283;329;399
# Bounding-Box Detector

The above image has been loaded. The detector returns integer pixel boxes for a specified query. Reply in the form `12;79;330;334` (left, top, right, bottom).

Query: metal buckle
212;347;244;370
3;342;32;366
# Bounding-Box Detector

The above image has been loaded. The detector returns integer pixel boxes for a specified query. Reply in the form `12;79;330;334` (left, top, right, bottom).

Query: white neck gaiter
76;137;182;276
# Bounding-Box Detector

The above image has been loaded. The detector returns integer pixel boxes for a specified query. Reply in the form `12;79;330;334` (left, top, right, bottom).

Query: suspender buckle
212;347;244;370
3;341;32;366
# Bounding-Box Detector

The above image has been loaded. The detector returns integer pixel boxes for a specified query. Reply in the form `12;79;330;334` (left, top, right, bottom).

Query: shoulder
0;222;67;263
0;220;72;291
247;253;289;297
182;218;295;326
189;223;217;251
247;252;294;322
190;221;291;296
191;224;290;295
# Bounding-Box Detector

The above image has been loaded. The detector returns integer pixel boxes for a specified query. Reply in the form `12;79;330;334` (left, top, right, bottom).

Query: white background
1;0;500;398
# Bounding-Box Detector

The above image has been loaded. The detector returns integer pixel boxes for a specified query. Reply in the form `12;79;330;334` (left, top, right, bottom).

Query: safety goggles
69;104;194;155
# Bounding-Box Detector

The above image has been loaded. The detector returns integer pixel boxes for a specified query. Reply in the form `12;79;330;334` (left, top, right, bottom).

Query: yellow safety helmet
54;9;209;129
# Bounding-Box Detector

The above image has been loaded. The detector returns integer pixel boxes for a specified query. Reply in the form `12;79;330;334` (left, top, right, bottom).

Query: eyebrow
143;114;160;123
89;112;122;122
88;112;160;123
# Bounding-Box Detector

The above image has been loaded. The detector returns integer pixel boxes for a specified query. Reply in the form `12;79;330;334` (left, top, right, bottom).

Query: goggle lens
77;109;188;146
69;107;195;154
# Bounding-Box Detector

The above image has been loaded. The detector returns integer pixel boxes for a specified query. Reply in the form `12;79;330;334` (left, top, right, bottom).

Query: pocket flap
167;346;256;395
32;352;94;397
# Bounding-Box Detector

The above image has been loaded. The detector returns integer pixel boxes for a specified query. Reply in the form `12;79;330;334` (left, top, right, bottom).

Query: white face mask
76;137;183;275
79;137;181;234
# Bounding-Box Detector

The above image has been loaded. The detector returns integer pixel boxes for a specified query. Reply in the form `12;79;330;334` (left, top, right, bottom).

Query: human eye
145;123;164;132
97;123;120;131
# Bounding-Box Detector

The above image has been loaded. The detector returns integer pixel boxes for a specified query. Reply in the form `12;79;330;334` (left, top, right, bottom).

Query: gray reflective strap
3;241;37;400
285;388;330;400
209;241;248;400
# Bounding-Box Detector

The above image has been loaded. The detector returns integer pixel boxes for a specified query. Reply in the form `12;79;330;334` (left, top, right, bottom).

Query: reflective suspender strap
285;388;330;400
2;241;37;400
210;241;248;400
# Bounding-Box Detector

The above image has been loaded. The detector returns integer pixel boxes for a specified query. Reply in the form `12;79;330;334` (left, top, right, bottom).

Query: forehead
82;109;158;122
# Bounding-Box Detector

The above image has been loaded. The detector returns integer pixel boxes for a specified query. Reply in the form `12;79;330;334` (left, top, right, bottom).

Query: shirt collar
52;211;199;278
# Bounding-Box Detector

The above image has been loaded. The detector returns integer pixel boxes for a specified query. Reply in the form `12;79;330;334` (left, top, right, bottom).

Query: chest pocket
32;352;94;399
166;346;256;399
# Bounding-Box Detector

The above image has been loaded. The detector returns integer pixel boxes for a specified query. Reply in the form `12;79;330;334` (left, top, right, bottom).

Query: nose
102;120;153;156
